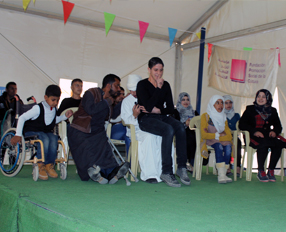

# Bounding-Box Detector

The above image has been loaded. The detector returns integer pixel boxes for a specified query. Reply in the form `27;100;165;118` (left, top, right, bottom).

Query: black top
57;97;82;116
136;78;174;120
239;105;282;138
0;92;23;121
23;103;56;134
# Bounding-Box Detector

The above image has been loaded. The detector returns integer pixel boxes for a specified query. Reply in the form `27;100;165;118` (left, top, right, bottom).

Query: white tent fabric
0;9;175;103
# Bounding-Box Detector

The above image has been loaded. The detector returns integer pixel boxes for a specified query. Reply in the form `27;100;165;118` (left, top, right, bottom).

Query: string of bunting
22;0;198;46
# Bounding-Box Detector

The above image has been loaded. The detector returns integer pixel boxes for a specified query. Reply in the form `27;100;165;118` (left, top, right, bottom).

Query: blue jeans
111;123;131;157
139;114;187;174
211;143;232;164
25;131;58;164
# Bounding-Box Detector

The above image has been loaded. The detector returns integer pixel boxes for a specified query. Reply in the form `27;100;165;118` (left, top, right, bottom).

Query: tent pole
195;27;206;114
174;43;182;103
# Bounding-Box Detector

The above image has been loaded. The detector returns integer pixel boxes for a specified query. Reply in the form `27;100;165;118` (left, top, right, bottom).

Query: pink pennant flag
208;43;213;62
138;21;149;43
277;47;281;67
62;0;75;24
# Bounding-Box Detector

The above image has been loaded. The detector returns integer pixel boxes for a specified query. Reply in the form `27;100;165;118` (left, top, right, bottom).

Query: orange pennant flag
23;0;31;11
138;21;149;43
61;0;75;24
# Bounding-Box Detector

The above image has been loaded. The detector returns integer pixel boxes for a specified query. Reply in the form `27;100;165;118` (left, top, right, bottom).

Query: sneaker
176;167;191;185
88;165;108;184
257;170;269;182
160;173;181;187
267;169;276;182
109;162;129;185
186;164;193;173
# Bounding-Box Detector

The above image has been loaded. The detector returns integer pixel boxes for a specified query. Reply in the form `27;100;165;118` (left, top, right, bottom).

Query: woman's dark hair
102;74;121;88
45;85;61;97
148;57;164;69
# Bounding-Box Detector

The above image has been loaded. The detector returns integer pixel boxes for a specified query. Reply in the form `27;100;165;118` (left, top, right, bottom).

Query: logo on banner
208;46;278;97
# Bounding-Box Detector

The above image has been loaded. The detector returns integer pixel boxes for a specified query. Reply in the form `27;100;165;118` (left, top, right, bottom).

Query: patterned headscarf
176;92;195;125
223;95;235;120
207;95;226;133
254;89;272;120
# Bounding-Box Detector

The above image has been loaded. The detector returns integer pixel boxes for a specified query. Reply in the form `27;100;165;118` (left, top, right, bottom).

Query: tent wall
181;1;286;128
0;9;175;103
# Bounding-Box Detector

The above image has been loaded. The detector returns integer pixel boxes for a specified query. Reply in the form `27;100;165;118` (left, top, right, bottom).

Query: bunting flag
104;12;116;36
33;0;36;4
23;0;31;11
62;0;75;24
243;47;253;51
208;45;279;97
168;27;177;47
138;21;149;43
277;47;281;67
196;32;201;39
208;43;213;62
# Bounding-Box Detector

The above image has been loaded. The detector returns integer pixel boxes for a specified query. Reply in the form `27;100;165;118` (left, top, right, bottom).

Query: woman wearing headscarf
201;95;233;184
174;92;199;171
239;89;285;182
223;95;242;176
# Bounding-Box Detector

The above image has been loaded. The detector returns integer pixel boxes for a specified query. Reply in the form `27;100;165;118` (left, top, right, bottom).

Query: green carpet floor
0;165;285;232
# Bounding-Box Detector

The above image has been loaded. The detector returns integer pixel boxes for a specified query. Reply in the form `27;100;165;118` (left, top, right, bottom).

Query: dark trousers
254;138;284;171
186;128;196;164
139;114;187;174
236;137;242;167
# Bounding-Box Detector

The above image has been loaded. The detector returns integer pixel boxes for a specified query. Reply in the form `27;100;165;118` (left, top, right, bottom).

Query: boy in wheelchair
10;85;73;180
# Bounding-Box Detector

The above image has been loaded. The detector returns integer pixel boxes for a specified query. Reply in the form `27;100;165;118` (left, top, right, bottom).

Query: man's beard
109;89;119;99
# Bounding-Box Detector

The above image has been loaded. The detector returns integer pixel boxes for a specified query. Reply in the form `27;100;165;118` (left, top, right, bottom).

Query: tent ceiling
0;0;221;42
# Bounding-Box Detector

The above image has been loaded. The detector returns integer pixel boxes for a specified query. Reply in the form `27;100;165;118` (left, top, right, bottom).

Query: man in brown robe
68;74;129;184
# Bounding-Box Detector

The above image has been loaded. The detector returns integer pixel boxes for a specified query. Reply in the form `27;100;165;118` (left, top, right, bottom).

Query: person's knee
165;124;174;137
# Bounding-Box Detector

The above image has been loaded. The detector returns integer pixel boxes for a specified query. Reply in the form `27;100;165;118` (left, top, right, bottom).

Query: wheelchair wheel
60;163;67;180
32;164;39;181
0;128;26;177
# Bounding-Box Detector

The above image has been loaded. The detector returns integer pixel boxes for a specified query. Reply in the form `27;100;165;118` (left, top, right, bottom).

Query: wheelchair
0;96;68;181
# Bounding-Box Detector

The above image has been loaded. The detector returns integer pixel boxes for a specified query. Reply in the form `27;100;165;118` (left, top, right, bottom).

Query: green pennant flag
104;12;116;36
243;47;252;51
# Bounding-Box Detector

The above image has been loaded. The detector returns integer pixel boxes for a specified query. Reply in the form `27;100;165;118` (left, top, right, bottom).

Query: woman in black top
239;89;285;182
136;57;190;188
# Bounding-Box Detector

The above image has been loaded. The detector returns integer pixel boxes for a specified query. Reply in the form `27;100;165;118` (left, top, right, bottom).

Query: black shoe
145;178;158;184
109;162;129;184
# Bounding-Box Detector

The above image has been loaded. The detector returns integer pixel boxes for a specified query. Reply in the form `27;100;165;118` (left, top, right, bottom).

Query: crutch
107;137;139;185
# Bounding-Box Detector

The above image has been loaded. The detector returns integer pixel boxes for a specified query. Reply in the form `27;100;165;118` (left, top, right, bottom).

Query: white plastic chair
189;116;216;180
237;121;284;182
121;120;139;182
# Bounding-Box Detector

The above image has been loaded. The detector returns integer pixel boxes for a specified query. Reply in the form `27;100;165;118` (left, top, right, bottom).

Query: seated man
57;78;83;116
0;82;23;127
121;74;175;183
10;85;73;180
67;74;129;184
136;57;190;188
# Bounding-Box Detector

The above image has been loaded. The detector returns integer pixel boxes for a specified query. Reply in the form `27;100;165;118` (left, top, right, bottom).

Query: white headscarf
206;95;226;133
223;95;235;120
127;74;142;91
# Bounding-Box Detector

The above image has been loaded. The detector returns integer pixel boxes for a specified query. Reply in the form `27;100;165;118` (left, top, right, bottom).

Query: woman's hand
185;118;190;127
219;131;226;137
254;131;264;138
156;78;164;89
269;131;276;138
